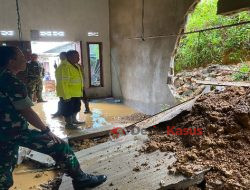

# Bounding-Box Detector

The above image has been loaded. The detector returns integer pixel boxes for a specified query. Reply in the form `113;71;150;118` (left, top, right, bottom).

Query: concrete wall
110;0;196;114
0;0;111;98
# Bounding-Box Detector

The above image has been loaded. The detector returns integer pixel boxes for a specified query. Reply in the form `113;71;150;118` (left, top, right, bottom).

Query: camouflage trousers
0;129;80;190
27;77;43;101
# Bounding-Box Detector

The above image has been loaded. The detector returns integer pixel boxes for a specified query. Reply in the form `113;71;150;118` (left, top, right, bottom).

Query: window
87;42;103;87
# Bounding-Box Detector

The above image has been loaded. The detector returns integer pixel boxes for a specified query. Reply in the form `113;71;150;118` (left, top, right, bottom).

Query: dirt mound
144;87;250;189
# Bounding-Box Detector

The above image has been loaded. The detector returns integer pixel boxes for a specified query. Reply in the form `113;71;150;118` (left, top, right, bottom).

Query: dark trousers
0;129;80;189
81;90;90;111
55;97;63;115
61;97;81;117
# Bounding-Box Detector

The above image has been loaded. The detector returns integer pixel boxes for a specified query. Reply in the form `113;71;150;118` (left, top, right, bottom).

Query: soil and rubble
70;113;149;151
172;63;250;102
144;87;250;189
113;113;150;124
70;137;110;152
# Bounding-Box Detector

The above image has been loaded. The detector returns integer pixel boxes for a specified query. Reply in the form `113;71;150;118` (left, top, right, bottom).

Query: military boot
72;172;107;189
72;113;85;125
65;116;79;129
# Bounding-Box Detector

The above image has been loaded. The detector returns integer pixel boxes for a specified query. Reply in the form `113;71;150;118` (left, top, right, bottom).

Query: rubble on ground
40;173;63;190
69;137;110;151
172;63;250;102
113;113;150;124
144;87;250;189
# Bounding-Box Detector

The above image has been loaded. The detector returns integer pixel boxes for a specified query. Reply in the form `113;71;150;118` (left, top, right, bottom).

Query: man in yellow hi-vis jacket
56;50;85;129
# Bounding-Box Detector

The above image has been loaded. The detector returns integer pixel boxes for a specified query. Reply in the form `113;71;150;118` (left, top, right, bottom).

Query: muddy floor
11;109;147;190
11;161;57;190
32;100;139;139
69;112;149;151
144;87;250;189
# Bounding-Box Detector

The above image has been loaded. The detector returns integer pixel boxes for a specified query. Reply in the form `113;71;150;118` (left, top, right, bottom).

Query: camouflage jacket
26;61;45;79
0;69;33;140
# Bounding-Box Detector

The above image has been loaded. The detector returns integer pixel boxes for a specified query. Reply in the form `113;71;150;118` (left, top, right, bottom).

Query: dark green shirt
0;69;33;139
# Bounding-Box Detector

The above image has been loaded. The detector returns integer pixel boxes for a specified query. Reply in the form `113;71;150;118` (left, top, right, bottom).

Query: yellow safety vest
55;60;84;100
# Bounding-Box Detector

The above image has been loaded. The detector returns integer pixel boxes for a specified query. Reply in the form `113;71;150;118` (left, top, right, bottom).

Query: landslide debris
113;113;150;124
70;137;110;152
144;87;250;189
173;63;250;102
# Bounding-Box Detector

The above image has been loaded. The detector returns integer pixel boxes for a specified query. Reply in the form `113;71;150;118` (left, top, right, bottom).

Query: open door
0;41;32;83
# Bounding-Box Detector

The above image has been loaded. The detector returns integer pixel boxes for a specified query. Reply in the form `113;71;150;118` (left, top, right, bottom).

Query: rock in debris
132;165;141;172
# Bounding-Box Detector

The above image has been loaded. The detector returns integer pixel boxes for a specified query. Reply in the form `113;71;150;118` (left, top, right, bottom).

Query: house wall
0;0;111;98
109;0;197;114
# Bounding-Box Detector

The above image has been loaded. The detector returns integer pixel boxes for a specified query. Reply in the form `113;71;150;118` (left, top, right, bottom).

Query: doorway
30;41;81;97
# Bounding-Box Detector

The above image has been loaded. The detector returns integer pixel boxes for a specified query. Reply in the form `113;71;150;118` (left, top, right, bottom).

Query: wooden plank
195;80;250;87
60;134;206;190
68;97;197;141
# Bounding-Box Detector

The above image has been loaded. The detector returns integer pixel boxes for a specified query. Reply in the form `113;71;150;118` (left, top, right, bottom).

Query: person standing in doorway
52;52;67;118
0;46;107;190
26;53;46;102
53;51;91;118
56;50;85;128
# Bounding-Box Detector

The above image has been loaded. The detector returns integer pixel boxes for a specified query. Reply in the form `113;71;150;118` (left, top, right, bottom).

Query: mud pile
144;87;250;189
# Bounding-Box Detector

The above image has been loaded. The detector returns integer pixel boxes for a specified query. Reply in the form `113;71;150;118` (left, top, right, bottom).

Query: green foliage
175;0;250;73
232;64;250;81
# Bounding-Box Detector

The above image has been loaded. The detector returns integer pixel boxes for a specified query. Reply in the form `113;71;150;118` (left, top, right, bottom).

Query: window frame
87;42;104;88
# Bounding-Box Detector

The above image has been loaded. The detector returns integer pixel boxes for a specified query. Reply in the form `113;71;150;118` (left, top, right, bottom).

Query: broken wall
109;0;197;114
0;0;111;98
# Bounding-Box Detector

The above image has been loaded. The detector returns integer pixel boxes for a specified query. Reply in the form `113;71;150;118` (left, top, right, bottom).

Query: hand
46;131;63;144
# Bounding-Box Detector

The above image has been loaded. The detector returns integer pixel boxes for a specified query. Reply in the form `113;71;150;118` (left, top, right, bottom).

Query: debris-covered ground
113;113;150;124
70;136;110;152
172;63;250;102
144;87;250;189
11;161;58;190
70;113;149;151
40;173;63;190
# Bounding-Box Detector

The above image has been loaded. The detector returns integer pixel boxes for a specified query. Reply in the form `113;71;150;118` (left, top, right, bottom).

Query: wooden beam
195;80;250;87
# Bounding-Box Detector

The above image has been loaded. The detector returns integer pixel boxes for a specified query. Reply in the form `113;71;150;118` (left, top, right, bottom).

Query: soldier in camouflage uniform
26;53;46;102
0;46;107;190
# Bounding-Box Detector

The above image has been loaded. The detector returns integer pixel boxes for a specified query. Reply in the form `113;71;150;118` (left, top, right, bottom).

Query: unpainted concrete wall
110;0;196;114
0;0;111;98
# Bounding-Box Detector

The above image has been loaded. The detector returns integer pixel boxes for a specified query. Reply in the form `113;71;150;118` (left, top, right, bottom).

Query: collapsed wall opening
170;0;250;102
